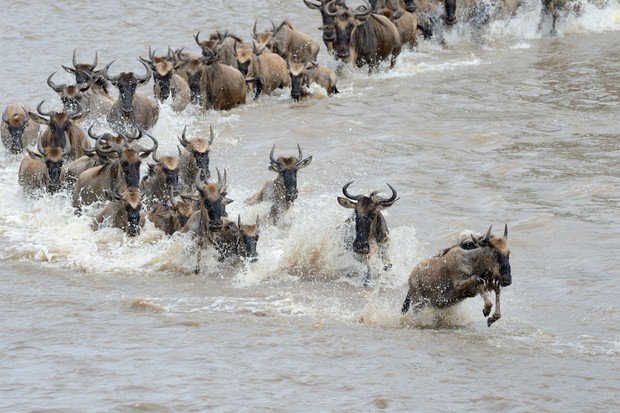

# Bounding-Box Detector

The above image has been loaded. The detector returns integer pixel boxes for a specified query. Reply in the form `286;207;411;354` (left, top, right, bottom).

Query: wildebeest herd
7;0;570;328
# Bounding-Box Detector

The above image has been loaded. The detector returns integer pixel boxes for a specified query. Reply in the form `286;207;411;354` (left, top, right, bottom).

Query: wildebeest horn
87;125;105;141
355;1;372;20
377;183;398;206
270;19;277;32
209;125;215;145
2;109;9;124
101;60;119;82
178;126;189;147
269;145;278;166
37;100;53;117
62;134;72;156
503;223;508;239
47;72;66;93
252;20;258;39
91;51;98;70
148;45;156;62
325;1;341;16
152;145;160;163
237;214;241;227
37;137;46;157
177;146;183;157
72;49;79;68
195;172;205;192
256;215;260;227
175;48;187;62
296;143;303;162
82;136;96;156
194;31;202;46
216;167;227;192
69;102;86;120
124;128;143;142
140;132;159;156
342;181;362;201
483;225;492;242
136;60;152;83
167;46;173;60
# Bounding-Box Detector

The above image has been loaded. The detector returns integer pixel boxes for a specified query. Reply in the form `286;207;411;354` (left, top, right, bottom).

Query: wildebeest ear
62;65;76;74
297;156;313;169
27;112;49;125
337;197;356;209
268;164;280;173
222;197;234;205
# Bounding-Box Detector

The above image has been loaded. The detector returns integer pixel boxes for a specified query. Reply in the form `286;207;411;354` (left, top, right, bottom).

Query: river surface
0;1;619;411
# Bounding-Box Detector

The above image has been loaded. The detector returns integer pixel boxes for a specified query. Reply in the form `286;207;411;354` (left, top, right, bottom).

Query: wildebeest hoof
194;267;200;275
487;315;500;327
483;307;492;317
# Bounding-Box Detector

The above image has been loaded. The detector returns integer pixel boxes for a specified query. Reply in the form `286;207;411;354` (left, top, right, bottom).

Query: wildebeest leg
363;261;372;287
401;291;412;314
487;286;501;327
454;274;483;291
378;242;392;271
194;238;203;275
478;285;493;317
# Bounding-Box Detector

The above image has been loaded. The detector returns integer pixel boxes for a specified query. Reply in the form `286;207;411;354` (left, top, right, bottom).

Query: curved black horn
91;51;98;69
269;145;278;166
101;60;119;82
503;223;508;239
270;19;277;32
378;183;398;206
37;137;46;157
178;126;189;147
252;20;258;39
36;100;53;117
342;181;362;201
136;60;152;83
72;49;79;68
81;136;96;156
47;72;65;93
141;132;159;156
354;0;372;20
148;45;155;62
87;125;105;141
325;1;341;16
297;143;303;161
303;0;322;9
194;31;202;46
209;125;215;145
483;225;493;242
152;144;160;163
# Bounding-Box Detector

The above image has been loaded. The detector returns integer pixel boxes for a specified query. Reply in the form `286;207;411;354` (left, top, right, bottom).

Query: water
1;0;619;411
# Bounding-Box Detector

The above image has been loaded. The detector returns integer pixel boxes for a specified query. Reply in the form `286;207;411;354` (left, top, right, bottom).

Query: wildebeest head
151;145;180;188
102;60;152;115
194;32;221;66
337;181;398;255
170;189;196;230
27;136;72;193
28;100;86;148
2;105;30;154
141;47;179;101
403;0;416;13
86;126;130;162
195;168;232;231
303;0;347;49
47;71;93;113
97;130;158;188
444;0;457;25
325;0;373;60
234;43;255;77
174;49;203;105
178;125;214;181
106;188;142;237
288;62;311;101
237;215;260;262
269;144;313;204
62;49;99;85
470;225;512;287
251;20;274;47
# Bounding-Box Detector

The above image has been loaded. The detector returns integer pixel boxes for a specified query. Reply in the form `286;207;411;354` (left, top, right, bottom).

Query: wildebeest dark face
185;62;203;105
472;225;512;287
28;144;70;193
403;0;416;13
178;126;213;180
117;73;138;114
498;251;511;287
337;182;398;255
445;0;457;25
201;47;218;66
45;158;64;192
153;72;172;101
269;145;313;205
333;14;356;59
196;169;231;231
193;150;210;179
6;124;26;153
125;204;142;237
304;0;339;44
237;216;259;262
288;63;305;101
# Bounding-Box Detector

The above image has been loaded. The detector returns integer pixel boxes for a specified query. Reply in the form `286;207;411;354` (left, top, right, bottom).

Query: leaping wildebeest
401;225;512;327
337;181;398;286
27;101;89;160
246;144;313;224
2;103;41;155
140;47;190;112
237;42;291;99
62;49;114;117
210;215;260;263
102;60;160;135
288;61;339;101
18;138;71;194
327;0;402;70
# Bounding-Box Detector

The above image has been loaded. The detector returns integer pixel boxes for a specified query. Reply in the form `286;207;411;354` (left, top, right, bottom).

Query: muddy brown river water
0;1;619;411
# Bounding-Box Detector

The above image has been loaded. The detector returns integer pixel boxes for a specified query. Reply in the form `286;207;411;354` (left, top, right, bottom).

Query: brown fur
244;47;291;98
303;62;339;95
18;146;68;193
200;58;247;111
150;57;191;112
91;188;145;236
267;21;320;63
28;107;88;161
148;195;195;235
2;103;40;154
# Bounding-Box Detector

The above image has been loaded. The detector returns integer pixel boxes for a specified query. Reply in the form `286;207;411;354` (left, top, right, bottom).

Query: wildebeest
194;30;245;68
401;225;512;327
327;0;402;70
72;130;157;210
141;145;180;207
102;60;160;135
246;144;313;223
538;0;590;36
255;20;320;63
140;47;190;112
148;189;196;235
443;0;521;27
62;49;114;117
370;0;417;13
178;125;214;189
91;188;145;237
1;103;40;154
174;49;205;105
303;0;347;53
211;215;260;263
238;42;291;99
181;169;233;274
64;127;117;185
337;181;398;285
47;72;94;114
27;101;88;160
18;138;71;194
289;61;339;101
198;43;247;111
378;0;419;49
